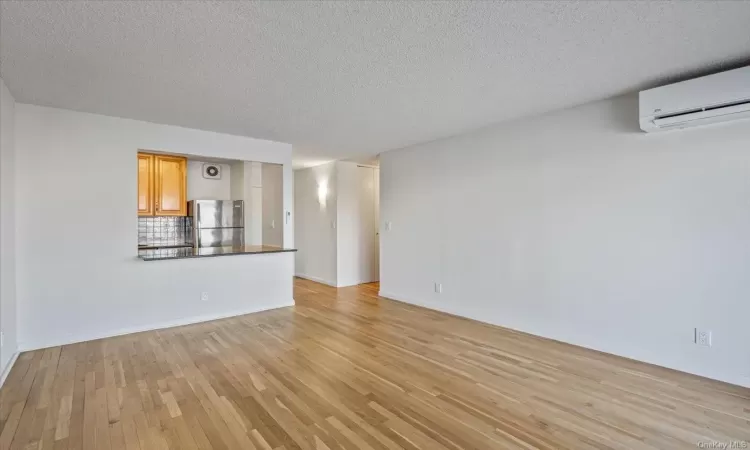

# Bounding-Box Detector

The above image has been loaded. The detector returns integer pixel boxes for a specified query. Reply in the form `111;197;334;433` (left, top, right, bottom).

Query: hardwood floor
1;278;748;449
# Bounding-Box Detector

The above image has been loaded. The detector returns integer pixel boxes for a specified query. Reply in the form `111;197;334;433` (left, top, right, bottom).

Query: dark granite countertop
138;243;194;250
139;245;297;261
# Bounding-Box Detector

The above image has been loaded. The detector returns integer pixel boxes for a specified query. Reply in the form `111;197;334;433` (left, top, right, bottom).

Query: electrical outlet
385;221;392;231
434;283;442;294
695;328;712;347
201;292;209;302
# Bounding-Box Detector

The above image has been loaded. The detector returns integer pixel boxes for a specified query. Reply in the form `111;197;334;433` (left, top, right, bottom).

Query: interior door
358;166;380;283
155;155;187;216
373;167;380;280
137;153;154;216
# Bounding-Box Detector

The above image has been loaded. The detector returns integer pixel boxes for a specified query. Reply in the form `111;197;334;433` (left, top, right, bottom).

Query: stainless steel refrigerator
188;200;244;248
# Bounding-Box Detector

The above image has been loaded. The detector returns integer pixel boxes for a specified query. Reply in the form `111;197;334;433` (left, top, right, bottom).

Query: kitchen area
137;151;295;261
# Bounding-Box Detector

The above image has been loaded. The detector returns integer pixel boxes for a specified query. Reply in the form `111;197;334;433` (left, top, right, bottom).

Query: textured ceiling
2;1;750;168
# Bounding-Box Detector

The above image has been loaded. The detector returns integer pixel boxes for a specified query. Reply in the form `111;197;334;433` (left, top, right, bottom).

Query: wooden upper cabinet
137;153;155;216
154;154;187;216
137;152;187;216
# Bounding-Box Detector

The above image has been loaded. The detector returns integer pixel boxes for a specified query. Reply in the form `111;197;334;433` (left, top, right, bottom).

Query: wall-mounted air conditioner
639;66;750;132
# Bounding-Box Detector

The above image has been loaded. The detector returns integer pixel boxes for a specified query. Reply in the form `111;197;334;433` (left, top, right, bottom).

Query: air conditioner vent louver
654;98;750;121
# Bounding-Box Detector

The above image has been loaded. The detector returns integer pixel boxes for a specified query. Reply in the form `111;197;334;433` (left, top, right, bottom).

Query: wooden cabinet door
137;153;155;216
154;155;187;216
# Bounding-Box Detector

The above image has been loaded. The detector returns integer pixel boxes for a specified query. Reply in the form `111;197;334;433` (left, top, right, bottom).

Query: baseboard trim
19;300;295;352
295;273;338;287
377;290;750;389
378;290;411;303
0;352;19;389
379;290;400;300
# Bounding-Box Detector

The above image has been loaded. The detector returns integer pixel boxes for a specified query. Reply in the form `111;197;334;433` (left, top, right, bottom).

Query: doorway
357;165;380;283
293;161;379;288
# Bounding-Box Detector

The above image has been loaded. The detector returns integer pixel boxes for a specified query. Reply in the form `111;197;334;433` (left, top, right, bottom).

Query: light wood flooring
1;278;748;449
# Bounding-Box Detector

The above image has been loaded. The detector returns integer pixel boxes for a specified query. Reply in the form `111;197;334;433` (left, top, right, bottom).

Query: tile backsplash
138;216;192;246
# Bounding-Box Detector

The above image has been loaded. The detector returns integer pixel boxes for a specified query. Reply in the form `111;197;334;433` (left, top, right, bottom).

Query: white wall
186;160;232;200
262;163;284;247
247;162;263;245
335;162;361;287
380;94;750;388
294;162;338;285
230;161;244;201
0;78;18;377
230;161;264;245
14;104;295;351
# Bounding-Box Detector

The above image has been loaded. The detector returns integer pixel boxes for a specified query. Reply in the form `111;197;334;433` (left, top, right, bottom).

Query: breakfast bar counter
139;245;297;261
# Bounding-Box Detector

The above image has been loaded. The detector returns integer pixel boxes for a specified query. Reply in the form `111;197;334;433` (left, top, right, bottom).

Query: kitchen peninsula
14;104;296;352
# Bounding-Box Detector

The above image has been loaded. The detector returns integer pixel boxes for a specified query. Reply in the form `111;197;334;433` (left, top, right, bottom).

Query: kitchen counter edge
139;247;297;262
